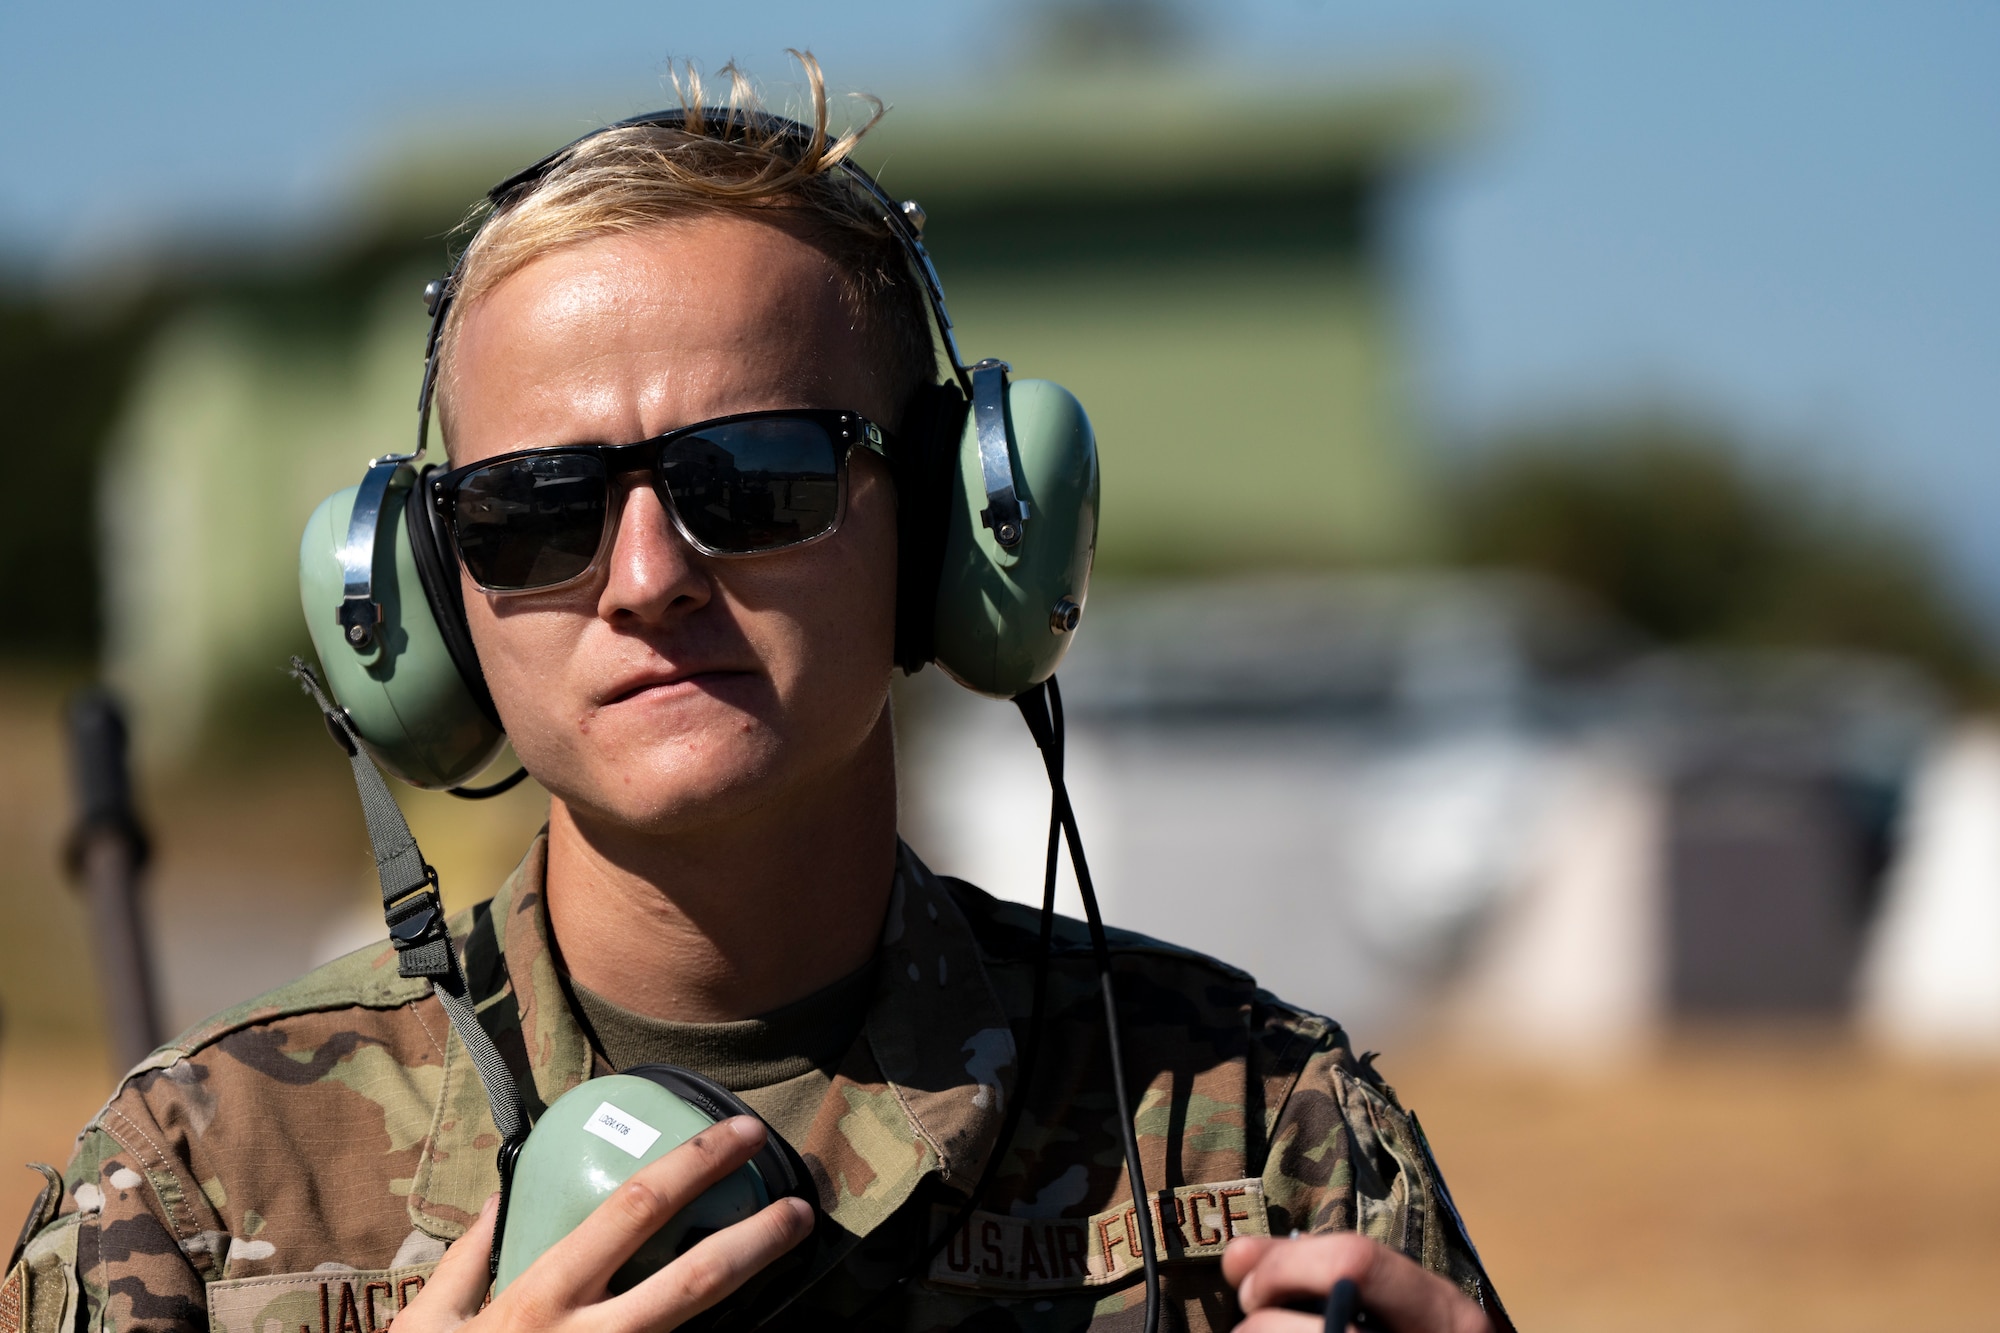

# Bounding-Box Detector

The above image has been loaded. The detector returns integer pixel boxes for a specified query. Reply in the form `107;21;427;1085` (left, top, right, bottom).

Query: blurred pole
63;689;161;1072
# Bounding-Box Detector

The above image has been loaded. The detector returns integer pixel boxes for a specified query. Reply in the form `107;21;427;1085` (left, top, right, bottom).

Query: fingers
1232;1232;1376;1311
1228;1234;1491;1333
1231;1233;1377;1333
610;1195;815;1333
389;1194;497;1333
1221;1234;1282;1287
526;1116;771;1307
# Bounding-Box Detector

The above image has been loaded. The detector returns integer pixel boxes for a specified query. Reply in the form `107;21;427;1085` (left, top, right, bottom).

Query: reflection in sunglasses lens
661;418;843;554
453;454;608;590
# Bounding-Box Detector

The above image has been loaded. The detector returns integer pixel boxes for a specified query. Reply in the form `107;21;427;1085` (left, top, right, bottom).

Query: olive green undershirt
570;957;876;1146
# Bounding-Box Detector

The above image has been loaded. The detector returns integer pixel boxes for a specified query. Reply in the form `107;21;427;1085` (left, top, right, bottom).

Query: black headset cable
1014;677;1162;1333
449;766;529;800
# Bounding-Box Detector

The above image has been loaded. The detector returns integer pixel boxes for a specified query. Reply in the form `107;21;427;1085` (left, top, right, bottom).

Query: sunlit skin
446;214;902;1027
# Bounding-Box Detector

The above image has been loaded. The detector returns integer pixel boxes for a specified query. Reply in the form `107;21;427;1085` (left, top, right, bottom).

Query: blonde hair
435;52;936;443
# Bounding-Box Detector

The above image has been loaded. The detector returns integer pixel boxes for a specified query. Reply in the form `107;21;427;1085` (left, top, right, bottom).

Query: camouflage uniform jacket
5;837;1508;1332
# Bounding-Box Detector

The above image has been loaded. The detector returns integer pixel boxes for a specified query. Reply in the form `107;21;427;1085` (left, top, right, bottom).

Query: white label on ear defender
584;1101;663;1158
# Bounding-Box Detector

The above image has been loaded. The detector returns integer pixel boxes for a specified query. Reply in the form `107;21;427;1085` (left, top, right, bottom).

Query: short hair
435;53;937;450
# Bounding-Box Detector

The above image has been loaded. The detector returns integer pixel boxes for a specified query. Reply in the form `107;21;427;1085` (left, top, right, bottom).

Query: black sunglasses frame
428;407;890;594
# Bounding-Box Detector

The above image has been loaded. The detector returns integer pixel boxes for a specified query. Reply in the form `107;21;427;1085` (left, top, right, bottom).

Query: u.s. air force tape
927;1179;1269;1292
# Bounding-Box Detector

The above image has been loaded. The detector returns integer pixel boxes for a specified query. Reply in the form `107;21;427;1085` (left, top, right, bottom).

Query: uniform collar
407;836;1017;1243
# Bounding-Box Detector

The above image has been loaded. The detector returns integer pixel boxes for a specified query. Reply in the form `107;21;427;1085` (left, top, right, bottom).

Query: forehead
444;215;878;463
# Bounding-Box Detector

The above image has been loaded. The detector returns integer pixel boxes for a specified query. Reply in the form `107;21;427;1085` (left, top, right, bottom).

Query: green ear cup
299;468;507;788
493;1071;785;1296
931;378;1099;699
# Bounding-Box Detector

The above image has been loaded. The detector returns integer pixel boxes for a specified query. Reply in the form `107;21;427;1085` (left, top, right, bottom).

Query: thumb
402;1194;499;1328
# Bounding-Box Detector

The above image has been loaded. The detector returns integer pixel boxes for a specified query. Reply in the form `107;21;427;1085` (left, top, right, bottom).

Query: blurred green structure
2;72;1461;757
864;77;1456;572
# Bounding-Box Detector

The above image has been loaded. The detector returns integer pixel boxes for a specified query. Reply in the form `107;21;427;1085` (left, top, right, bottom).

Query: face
447;215;901;835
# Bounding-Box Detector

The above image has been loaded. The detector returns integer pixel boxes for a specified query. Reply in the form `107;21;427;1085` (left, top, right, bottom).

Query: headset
293;108;1162;1333
298;108;1098;793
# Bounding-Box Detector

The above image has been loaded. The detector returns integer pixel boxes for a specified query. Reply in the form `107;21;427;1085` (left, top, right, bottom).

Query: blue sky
6;1;1997;613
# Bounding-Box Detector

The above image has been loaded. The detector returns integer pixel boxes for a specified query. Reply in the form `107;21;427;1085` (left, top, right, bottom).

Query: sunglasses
429;408;889;593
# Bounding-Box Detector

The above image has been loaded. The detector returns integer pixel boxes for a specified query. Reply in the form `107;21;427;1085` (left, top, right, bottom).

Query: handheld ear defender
494;1065;808;1298
297;109;1098;790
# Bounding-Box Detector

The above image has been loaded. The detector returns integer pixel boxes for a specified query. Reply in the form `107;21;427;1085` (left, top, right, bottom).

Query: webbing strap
290;658;529;1154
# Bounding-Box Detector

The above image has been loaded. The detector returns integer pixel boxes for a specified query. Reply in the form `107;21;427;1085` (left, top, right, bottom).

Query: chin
561;732;796;836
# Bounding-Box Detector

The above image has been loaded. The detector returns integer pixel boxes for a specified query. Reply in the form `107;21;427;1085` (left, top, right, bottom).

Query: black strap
290;659;530;1275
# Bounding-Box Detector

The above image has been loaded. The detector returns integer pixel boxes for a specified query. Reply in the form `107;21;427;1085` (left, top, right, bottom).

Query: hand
391;1116;814;1333
1223;1233;1492;1333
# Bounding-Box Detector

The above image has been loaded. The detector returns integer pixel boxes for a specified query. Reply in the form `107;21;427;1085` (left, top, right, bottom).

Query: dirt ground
7;1034;1998;1331
1388;1039;2000;1333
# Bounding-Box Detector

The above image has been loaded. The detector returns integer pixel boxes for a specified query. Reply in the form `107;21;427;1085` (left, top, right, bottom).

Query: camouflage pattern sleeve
16;1075;218;1333
1260;1013;1514;1332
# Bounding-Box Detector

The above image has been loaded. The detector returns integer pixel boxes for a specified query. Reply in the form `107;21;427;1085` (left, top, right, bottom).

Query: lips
598;666;757;707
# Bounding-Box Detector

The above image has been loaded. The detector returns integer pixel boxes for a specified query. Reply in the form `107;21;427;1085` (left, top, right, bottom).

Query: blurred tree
0;285;164;660
1026;0;1195;67
0;226;453;670
1449;411;1994;695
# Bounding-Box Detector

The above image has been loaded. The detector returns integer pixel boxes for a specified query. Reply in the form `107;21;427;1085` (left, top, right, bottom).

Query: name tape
927;1178;1269;1292
205;1264;435;1333
582;1101;663;1159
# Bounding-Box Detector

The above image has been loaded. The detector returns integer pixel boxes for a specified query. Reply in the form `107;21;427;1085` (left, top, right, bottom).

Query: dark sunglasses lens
451;454;609;590
660;418;844;553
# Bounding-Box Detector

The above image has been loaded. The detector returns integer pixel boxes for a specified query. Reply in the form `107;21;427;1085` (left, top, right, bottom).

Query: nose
596;479;712;626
